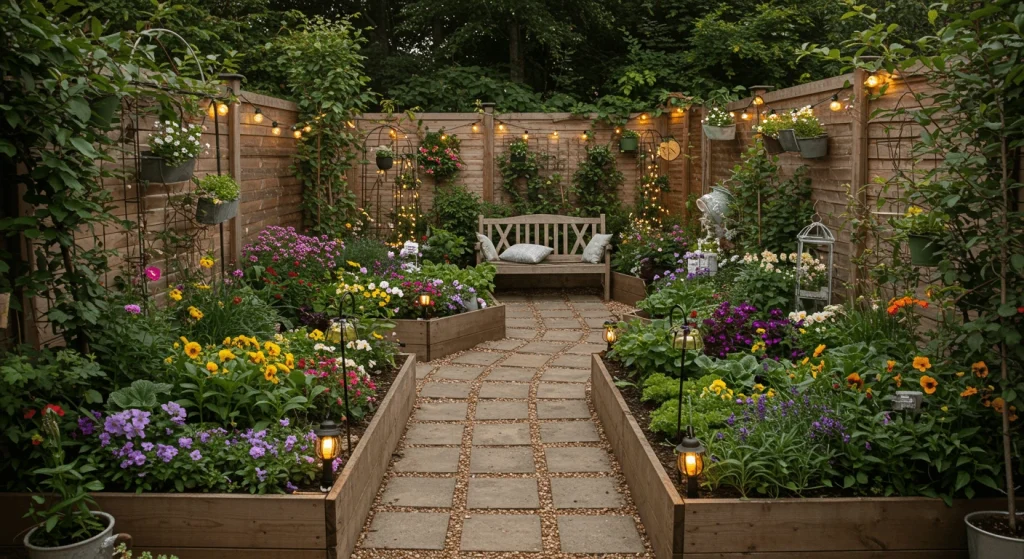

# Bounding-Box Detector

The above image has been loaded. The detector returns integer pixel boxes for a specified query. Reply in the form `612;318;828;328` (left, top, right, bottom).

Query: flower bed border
611;271;647;306
392;302;506;362
0;353;418;559
591;355;1004;559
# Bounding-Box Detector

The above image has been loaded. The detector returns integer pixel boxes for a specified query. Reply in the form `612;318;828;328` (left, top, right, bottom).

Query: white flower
379;281;389;289
174;140;180;146
367;282;376;291
779;253;788;262
368;360;376;369
313;343;336;353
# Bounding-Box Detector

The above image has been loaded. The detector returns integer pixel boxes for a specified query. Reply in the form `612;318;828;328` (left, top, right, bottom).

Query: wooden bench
476;214;611;300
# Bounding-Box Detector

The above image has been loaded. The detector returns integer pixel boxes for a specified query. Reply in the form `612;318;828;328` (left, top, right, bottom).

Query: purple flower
255;467;267;482
199;432;211;444
279;418;290;427
232;269;244;278
726;413;736;426
285;481;298;493
144;266;161;281
124;304;142;314
141;442;154;451
250;446;266;459
284;435;298;452
78;416;95;435
156;444;178;463
104;409;151;439
190;450;202;461
864;441;872;451
99;432;111;447
161;402;186;425
178;437;193;449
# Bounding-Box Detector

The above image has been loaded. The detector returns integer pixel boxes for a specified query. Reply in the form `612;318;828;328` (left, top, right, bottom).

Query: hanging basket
702;125;736;141
908;234;942;267
778;129;800;152
619;137;639;152
762;136;785;154
376;156;394;171
196;197;239;225
798;135;829;159
139;151;196;184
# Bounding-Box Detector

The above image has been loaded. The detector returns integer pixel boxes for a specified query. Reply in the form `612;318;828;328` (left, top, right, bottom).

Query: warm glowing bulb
440;134;447;140
729;111;735;118
207;104;216;118
472;124;479;132
640;113;648;121
581;133;588;141
522;132;529;141
217;103;229;117
830;100;843;112
271;122;281;136
615;128;621;134
865;74;880;88
741;112;751;120
499;124;506;132
346;120;356;128
320;437;336;459
303;125;312;133
253;110;264;124
753;95;765;106
293;129;302;139
676;107;684;114
418;294;431;307
551;131;558;138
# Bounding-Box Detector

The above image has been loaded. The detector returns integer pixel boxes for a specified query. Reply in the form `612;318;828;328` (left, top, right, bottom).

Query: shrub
194;174;240;202
429;183;482;249
422;229;469;266
731;250;828;314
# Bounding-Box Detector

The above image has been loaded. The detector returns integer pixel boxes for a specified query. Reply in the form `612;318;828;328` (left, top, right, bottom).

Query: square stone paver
470;447;535;473
568;293;602;302
414;402;468;421
544;318;584;329
557;515;644;553
405;423;465;445
467;478;540;509
584;331;606;343
584;317;613;328
363;511;450;550
537;383;586;399
537;400;591;419
542;330;584;342
578;308;614;318
461;515;542;552
382;477;457;508
416;363;434;379
434;366;486;380
507;328;538;339
538;309;573;318
572;301;609;309
550;478;624;509
473;423;531;445
507;318;540;329
479;383;530;399
541;368;590;383
502;353;550;368
486;367;535;382
504;307;534;317
420;382;472;399
395;447;460;473
452;351;504;366
550;354;591;369
540;421;600;443
567;343;606;355
479;339;524;351
518;341;569;355
545;447;612;472
476;401;529;420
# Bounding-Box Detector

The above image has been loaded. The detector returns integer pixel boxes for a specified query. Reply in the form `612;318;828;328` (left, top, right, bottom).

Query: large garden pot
762;135;785;154
696;185;732;225
966;511;1024;559
702;125;736;141
908;234;942;267
376;156;393;171
195;197;239;225
798;135;829;159
139;151;196;184
89;95;119;129
24;511;131;559
778;129;800;152
619;137;639;152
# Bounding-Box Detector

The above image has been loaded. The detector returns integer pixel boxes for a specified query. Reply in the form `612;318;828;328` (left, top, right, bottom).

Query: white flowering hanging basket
139;152;196;183
702;124;736;141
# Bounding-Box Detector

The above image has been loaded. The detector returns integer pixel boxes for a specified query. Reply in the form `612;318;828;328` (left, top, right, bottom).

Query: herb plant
194;174;240;202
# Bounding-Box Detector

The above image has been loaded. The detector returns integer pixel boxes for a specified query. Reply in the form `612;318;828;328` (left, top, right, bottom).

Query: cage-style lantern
675;426;706;498
672;328;704;351
795;218;835;309
327;319;357;345
602;321;618;351
315;420;342;491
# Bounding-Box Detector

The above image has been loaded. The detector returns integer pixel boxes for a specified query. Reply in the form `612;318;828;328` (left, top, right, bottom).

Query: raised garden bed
0;354;418;559
611;271;648;306
590;355;1004;559
392;302;506;362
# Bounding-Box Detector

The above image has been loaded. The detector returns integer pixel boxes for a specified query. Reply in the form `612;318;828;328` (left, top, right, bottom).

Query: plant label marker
892;391;923;412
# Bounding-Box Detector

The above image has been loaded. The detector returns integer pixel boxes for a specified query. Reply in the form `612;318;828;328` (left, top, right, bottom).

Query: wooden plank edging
392;303;506;362
611;272;647;306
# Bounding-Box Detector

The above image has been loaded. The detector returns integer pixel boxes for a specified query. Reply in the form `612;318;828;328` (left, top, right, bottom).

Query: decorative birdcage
795;217;835;308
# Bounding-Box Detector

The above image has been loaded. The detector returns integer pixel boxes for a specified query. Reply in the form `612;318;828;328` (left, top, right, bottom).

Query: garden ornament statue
794;213;835;309
696;185;732;239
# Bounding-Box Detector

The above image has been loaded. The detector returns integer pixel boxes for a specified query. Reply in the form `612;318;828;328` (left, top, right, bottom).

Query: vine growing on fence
571;144;624;218
496;140;568;214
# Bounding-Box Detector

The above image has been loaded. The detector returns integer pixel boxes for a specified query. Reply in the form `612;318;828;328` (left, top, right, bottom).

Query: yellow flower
172;342;180;349
811;360;825;379
164;356;174;364
753;383;765;392
184;342;202;359
941;405;949;413
912;356;932;372
372;332;383;340
755;328;766;335
801;357;809;365
169;289;183;302
709;379;728;395
309;329;325;341
264;341;281;357
195;283;211;290
799;328;806;334
217;301;224;308
218;349;236;362
285;353;295;368
199;256;215;269
206;362;219;373
955;371;965;377
766;388;776;398
248;351;266;364
886;360;896;372
347;261;360;268
188;306;204;320
813;344;826;358
264;367;279;384
277;363;291;375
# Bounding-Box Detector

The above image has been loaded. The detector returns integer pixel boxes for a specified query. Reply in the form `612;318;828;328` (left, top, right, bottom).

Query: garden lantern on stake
668;304;704;495
675;417;706;498
314;419;342;491
418;293;431;319
330;290;359;457
603;321;617;352
795;215;835;309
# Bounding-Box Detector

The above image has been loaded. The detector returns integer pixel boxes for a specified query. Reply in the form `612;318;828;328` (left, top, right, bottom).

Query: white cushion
476;234;499;261
581;234;613;264
499;243;554;264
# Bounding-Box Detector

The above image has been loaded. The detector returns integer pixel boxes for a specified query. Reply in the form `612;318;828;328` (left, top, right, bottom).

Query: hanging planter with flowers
194;174;241;225
619;129;640;152
792;106;829;159
417;130;463;182
754;112;794;154
375;145;394;170
140;119;206;183
702;107;736;141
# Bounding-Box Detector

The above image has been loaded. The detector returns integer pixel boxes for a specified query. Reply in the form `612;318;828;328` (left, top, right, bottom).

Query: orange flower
992;397;1005;414
893;374;902;388
960;386;978;398
972;361;988;378
813;344;826;358
912;356;932;372
886;360;896;373
846;373;864;390
919;375;938;395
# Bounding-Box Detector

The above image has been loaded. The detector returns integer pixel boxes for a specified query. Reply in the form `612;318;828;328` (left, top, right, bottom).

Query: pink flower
144;266;161;281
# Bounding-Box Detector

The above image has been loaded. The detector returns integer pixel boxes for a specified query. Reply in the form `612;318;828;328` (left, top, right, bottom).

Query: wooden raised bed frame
392;302;506;362
611;271;647;306
0;354;418;559
591;355;1003;559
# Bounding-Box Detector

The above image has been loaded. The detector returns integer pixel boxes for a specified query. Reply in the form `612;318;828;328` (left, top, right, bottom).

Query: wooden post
850;68;870;297
481;103;495;203
700;106;710;193
221;74;244;265
682;108;692;220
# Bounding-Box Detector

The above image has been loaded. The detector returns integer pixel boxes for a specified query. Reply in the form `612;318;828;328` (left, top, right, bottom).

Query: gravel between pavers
351;289;653;558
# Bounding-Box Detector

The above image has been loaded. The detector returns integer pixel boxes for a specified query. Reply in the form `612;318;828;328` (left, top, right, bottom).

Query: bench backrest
478;214;606;256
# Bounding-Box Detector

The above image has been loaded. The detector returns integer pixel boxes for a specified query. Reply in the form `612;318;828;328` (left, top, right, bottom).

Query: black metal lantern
418;292;431;319
314;419;342;491
602;320;618;352
675;425;706;498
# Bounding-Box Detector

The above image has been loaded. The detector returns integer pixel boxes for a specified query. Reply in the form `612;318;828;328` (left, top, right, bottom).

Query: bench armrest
474;242;482;265
603;243;612;263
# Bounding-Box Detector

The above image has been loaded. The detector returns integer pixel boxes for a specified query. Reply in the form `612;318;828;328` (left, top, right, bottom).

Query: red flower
690;310;698;318
267;267;278;277
288;271;298;278
1018;307;1024;314
274;294;283;300
32;437;43;446
23;409;36;419
232;297;242;305
43;404;65;417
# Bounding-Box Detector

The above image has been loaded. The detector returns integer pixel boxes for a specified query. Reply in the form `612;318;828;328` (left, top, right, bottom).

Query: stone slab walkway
351;292;653;558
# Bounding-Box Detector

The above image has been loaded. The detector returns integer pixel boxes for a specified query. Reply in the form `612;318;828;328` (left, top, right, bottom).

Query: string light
303;124;312;133
346;120;356;129
440;133;447;140
472;123;479;133
640;113;648;121
253;108;264;124
389;129;397;138
292;125;302;139
864;74;881;88
217;102;229;117
522;130;529;141
676;107;684;114
551;130;558;138
581;132;588;141
741;111;751;120
753;95;765;106
615;127;621;134
829;94;843;112
499;123;506;132
271;121;281;136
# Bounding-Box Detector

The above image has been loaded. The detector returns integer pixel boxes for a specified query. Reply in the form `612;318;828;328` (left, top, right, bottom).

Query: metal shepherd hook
336;290;359;456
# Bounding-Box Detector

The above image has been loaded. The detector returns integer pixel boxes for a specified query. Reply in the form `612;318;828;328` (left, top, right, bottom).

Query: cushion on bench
581;234;613;263
499;243;554;264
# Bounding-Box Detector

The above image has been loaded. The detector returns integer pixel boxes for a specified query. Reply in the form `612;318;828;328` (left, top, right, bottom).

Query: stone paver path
352;292;653;558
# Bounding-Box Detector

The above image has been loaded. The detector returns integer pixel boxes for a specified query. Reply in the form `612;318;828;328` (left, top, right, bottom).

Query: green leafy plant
572;144;624;217
620;129;640;139
429;183;482;250
418;130;463;182
726;142;813;253
704;106;734;127
374;145;394;158
894;206;947;236
422;229;469;266
791;106;825;138
194;174;240;202
148;120;205;165
755;111;794;138
107;380;174;411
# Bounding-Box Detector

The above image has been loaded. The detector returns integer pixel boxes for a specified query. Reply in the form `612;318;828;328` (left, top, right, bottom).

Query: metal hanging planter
702;125;736;141
762;135;785;154
139;151;196;183
777;129;800;152
195;198;239;225
908;234;942;267
798;135;829;159
376;155;393;171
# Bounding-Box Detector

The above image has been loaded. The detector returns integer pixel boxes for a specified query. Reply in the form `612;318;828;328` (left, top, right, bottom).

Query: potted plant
23;407;130;559
755;112;793;154
509;138;529;163
702;107;736;141
619;129;640;152
194;174;241;225
375;145;394;170
895;206;946;266
793;106;828;159
139;120;206;183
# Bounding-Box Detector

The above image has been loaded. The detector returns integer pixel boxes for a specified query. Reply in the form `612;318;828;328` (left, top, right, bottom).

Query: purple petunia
156;444;178;463
190;450;202;461
104;409;151;439
78;416;95;435
249;446;266;459
178;437;192;449
124;304;142;314
255;467;267;482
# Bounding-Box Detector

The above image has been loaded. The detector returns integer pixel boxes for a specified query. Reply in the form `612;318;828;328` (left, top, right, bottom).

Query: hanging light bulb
640;113;648;121
522;131;529;141
753;95;765;106
207;103;216;118
741;111;751;120
472;123;479;133
581;132;588;141
292;126;302;139
676;107;684;114
271;121;281;136
253;108;264;124
551;130;558;138
440;133;447;140
498;123;506;132
864;74;881;88
346;120;356;129
615;127;621;134
217;102;229;117
829;94;843;112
